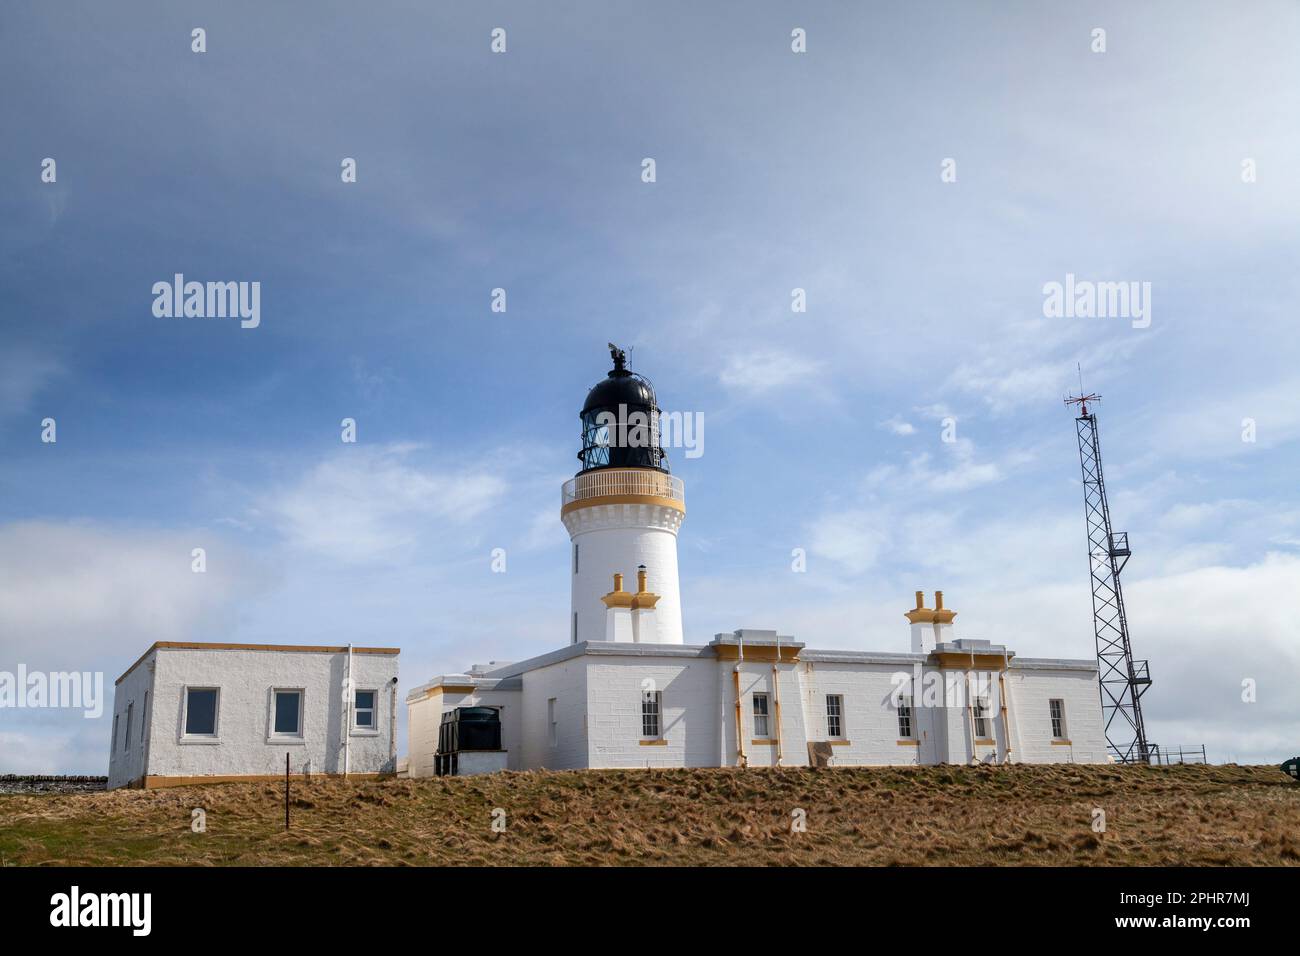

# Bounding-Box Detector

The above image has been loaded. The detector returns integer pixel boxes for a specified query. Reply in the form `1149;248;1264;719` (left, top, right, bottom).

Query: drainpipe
771;633;783;766
389;676;398;771
343;643;353;777
733;634;748;768
964;670;978;765
999;648;1013;764
140;658;157;788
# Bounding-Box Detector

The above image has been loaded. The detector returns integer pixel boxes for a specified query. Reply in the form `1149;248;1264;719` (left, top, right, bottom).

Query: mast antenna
1063;388;1153;763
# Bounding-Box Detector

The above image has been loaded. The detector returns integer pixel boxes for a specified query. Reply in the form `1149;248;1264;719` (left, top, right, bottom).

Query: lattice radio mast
1064;387;1152;763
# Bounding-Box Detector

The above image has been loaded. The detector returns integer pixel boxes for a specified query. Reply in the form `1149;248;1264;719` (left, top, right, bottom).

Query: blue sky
3;1;1298;770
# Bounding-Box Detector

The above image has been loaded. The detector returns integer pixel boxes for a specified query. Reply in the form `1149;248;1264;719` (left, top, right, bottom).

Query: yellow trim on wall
561;494;686;518
932;652;1011;671
713;645;800;663
974;738;996;745
751;738;778;745
140;772;388;789
896;739;920;747
828;740;851;746
639;738;668;746
1051;739;1074;746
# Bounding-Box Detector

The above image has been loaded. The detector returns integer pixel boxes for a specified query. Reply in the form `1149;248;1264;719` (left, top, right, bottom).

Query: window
826;694;844;739
641;690;662;738
184;688;219;737
112;714;119;753
273;689;303;736
897;694;914;739
141;691;149;743
573;543;579;575
752;693;771;738
1050;699;1067;739
572;612;578;645
353;689;375;729
972;697;990;738
123;702;133;752
547;698;558;747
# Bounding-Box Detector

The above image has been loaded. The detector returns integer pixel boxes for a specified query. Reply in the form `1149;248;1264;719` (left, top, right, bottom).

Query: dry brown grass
0;763;1295;866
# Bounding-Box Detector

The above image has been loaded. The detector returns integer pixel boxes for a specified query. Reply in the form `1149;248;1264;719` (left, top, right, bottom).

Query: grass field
0;763;1295;866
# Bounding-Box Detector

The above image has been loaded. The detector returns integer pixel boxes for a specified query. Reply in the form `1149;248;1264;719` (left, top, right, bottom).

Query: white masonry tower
561;345;685;645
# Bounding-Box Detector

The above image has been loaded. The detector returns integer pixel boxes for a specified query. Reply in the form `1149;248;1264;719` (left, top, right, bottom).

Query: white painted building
108;642;399;789
408;612;1107;773
407;349;1109;774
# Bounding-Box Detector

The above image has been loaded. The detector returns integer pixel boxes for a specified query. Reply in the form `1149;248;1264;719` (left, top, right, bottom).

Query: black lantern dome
577;344;669;474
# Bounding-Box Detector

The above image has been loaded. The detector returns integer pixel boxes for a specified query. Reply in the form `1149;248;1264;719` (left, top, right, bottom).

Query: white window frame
269;687;306;742
547;697;558;747
1049;698;1068;739
140;691;149;744
826;694;845;739
972;696;991;739
752;693;771;738
641;690;663;739
112;714;119;753
573;543;579;575
180;686;221;743
897;694;914;739
351;687;379;736
124;701;133;752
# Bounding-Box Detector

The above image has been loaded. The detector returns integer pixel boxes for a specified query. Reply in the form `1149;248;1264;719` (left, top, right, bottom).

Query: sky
2;1;1298;771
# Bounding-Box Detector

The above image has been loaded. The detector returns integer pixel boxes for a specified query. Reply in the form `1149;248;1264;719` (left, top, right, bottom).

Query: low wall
0;775;108;795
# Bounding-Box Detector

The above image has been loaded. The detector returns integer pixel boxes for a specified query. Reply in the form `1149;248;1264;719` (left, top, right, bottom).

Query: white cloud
0;729;102;776
943;322;1150;416
261;444;508;564
719;350;823;395
807;509;890;574
0;521;267;669
881;417;915;436
913;403;953;422
1137;376;1300;459
519;506;567;552
0;521;271;774
864;439;1009;497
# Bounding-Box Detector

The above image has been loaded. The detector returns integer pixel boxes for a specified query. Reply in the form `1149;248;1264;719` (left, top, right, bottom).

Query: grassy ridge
0;763;1296;866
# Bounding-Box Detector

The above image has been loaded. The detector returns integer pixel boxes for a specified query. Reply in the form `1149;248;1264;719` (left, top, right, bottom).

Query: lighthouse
561;345;685;645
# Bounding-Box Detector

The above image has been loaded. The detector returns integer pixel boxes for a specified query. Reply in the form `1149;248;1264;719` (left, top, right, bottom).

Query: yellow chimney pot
601;572;635;609
632;564;661;610
904;590;935;624
933;589;957;624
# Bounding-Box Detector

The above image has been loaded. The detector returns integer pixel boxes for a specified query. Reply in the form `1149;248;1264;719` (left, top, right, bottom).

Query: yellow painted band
561;494;686;517
139;772;388;789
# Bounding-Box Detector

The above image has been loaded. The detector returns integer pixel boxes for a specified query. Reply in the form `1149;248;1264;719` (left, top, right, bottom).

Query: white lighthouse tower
561;345;685;645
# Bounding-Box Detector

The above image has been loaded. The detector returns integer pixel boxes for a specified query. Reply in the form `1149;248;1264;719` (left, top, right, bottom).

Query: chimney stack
631;564;661;644
904;590;957;653
601;572;634;642
932;589;957;646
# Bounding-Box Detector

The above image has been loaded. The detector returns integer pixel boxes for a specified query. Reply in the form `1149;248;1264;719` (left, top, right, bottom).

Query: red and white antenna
1064;364;1101;417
